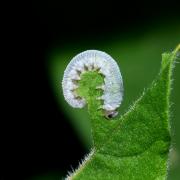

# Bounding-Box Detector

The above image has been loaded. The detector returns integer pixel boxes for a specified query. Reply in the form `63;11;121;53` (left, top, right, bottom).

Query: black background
2;0;180;179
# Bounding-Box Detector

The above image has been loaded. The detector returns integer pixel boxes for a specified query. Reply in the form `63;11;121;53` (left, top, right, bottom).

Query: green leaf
48;25;180;150
65;45;179;180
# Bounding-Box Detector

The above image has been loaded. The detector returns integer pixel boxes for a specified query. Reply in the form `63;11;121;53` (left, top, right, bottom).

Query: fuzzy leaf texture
66;45;180;180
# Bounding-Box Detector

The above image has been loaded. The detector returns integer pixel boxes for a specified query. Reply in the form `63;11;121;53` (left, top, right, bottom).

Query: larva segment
62;50;123;118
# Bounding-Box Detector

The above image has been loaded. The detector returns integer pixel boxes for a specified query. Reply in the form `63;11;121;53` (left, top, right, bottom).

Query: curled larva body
62;50;123;118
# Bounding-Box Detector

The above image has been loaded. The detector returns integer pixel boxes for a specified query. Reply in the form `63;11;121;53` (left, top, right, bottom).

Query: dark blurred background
2;0;180;179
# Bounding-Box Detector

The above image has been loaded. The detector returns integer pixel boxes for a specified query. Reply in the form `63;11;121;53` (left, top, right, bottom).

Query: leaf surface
67;46;179;180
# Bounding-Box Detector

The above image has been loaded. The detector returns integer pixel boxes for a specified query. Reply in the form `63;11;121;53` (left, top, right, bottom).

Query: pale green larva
62;50;123;119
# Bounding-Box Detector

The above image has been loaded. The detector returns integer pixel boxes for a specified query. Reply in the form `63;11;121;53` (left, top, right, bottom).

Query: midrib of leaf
67;45;179;180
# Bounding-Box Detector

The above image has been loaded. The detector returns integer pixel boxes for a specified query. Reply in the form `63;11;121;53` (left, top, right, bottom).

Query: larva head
104;110;118;119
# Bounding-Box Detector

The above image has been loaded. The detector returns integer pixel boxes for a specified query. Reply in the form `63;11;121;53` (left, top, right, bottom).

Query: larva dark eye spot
84;64;88;71
107;114;113;119
76;70;81;75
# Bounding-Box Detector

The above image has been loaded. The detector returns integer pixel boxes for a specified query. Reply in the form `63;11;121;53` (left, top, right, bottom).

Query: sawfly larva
62;50;123;119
